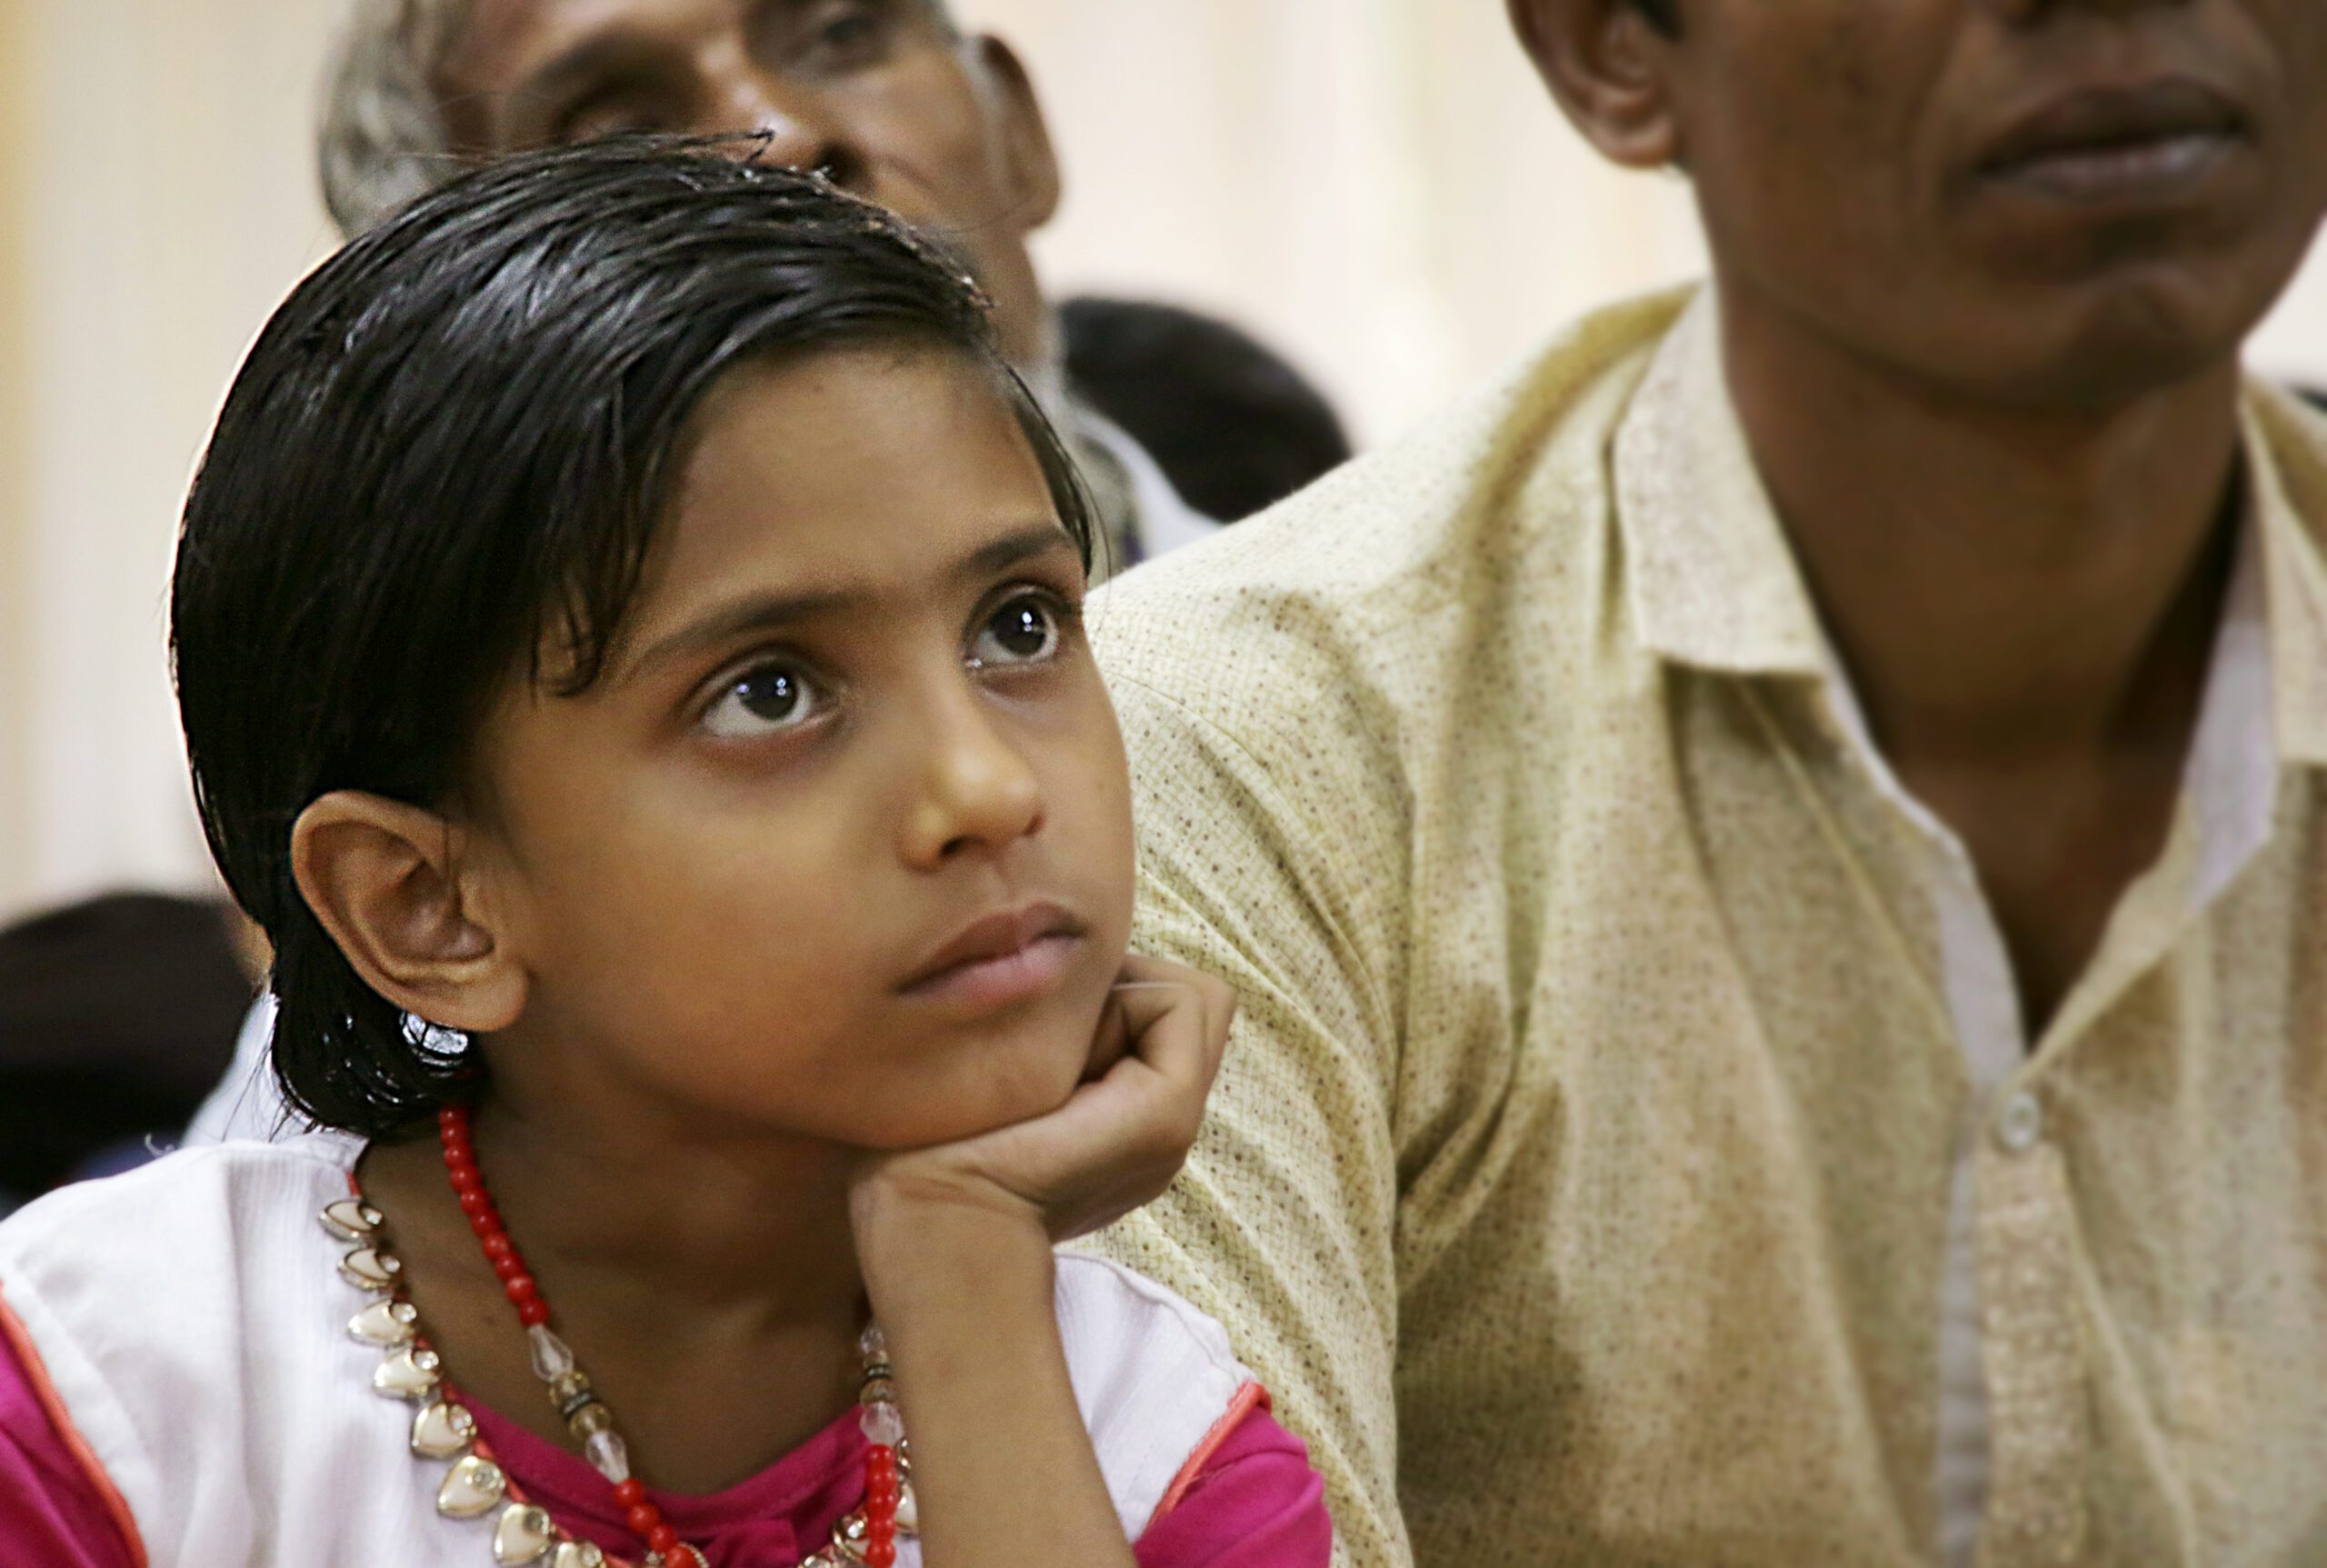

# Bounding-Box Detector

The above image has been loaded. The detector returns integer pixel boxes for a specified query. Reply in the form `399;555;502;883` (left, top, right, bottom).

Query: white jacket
0;1135;1260;1567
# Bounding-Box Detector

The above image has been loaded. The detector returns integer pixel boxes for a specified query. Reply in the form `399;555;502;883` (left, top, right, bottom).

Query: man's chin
1884;268;2256;415
1993;302;2248;413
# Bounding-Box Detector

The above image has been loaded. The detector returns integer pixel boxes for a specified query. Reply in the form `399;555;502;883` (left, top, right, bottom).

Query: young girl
0;142;1330;1568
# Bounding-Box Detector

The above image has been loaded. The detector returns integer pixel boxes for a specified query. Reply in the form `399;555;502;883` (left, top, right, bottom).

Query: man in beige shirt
1089;3;2327;1564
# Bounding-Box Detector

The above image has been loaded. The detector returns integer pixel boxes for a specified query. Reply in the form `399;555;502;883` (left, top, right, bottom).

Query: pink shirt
0;1326;1328;1567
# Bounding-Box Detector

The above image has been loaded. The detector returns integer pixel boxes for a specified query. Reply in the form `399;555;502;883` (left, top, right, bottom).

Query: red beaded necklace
438;1104;907;1568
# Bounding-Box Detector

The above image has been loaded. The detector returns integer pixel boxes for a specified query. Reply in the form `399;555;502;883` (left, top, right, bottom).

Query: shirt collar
1613;290;1829;680
2244;387;2327;768
1613;288;2327;774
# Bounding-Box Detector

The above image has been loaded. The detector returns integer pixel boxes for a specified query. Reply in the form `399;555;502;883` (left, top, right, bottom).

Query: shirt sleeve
1088;672;1411;1568
1135;1405;1332;1568
0;1309;139;1568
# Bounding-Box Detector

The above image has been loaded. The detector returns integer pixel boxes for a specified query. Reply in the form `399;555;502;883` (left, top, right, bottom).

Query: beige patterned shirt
1085;290;2327;1568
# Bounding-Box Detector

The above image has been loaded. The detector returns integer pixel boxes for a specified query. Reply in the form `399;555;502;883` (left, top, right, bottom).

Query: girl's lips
898;900;1088;1011
901;929;1087;1012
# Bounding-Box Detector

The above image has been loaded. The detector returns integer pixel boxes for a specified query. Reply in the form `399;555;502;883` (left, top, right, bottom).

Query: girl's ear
290;791;527;1035
970;35;1063;232
1508;0;1683;171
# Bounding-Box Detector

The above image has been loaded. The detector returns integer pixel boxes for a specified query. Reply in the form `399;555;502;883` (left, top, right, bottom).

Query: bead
482;1233;514;1261
858;1323;887;1361
437;1453;509;1519
865;1446;896;1477
412;1399;477;1459
468;1210;503;1238
867;1519;897;1545
553;1544;607;1568
527;1324;577;1381
647;1523;681;1555
517;1299;552;1328
569;1402;615;1439
626;1503;662;1537
319;1199;385;1243
458;1188;492;1216
584;1428;631;1483
348;1299;419;1347
504;1275;540;1305
613;1479;647;1509
338;1247;402;1292
858;1376;898;1405
373;1347;444;1400
864;1542;895;1568
549;1370;593;1407
860;1403;905;1446
492;1502;557;1564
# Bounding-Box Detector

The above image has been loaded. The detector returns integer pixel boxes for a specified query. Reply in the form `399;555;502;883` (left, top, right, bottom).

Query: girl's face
464;345;1134;1150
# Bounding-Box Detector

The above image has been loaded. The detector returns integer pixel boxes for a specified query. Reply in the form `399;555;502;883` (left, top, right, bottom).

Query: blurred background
2;0;2325;929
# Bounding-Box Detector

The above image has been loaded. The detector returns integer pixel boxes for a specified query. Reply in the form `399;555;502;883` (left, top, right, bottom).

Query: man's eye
557;102;670;144
703;661;823;739
808;3;889;61
969;594;1065;668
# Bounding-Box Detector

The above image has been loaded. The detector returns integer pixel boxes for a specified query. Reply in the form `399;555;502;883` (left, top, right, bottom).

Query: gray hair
318;0;473;239
317;0;962;240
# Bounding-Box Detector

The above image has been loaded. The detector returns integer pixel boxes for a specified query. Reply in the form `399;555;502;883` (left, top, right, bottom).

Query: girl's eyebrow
616;520;1076;684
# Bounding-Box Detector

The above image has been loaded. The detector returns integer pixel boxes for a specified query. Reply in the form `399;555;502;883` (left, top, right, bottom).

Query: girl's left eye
702;660;824;740
969;593;1067;669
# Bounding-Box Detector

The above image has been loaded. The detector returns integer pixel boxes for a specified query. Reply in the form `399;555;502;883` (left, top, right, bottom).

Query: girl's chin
870;1062;1093;1152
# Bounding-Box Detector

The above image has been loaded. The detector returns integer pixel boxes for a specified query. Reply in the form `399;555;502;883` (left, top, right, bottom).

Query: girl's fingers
1098;959;1234;1144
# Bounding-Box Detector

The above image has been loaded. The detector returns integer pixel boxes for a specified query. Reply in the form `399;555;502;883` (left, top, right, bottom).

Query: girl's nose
898;694;1047;869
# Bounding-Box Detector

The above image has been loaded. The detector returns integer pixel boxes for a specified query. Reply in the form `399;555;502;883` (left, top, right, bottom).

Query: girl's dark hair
171;137;1097;1140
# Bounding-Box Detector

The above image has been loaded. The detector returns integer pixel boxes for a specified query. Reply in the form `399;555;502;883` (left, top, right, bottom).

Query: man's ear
1507;0;1683;171
970;35;1063;233
290;791;527;1035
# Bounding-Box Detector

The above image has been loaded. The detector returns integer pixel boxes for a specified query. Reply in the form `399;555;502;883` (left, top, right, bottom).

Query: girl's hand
846;961;1229;1568
849;955;1234;1254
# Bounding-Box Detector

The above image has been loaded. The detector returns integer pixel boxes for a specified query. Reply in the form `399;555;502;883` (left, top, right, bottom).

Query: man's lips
898;901;1088;1008
1979;78;2249;200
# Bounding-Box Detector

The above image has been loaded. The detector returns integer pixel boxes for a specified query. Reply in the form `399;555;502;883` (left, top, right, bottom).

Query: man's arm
1089;670;1411;1568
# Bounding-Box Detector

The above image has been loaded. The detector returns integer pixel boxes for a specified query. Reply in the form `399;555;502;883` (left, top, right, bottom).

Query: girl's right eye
701;660;824;741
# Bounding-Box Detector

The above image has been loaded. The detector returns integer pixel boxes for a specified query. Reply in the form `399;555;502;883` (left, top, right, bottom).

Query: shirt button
1994;1091;2045;1154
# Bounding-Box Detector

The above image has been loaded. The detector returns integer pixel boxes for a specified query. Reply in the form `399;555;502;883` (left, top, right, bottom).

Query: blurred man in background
321;0;1227;568
1063;296;1353;522
1087;1;2327;1563
0;895;256;1214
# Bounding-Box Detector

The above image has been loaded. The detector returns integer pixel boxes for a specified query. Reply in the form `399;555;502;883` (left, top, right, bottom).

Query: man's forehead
447;0;687;87
450;0;954;81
